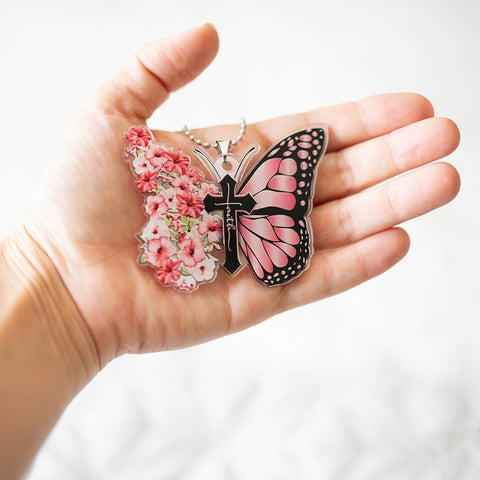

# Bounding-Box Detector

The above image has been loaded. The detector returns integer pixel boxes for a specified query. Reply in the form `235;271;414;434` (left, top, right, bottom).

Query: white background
0;0;479;478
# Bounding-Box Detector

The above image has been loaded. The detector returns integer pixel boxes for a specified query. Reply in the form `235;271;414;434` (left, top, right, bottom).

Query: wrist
0;225;100;387
0;226;100;479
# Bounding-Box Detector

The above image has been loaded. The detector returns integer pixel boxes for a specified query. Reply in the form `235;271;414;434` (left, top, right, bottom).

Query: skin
0;23;460;479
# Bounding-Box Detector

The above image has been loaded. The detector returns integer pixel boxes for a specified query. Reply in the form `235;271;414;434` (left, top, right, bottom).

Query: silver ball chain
183;119;246;149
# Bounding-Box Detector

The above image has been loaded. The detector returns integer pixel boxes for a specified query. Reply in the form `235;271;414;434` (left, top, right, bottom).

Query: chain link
183;119;246;149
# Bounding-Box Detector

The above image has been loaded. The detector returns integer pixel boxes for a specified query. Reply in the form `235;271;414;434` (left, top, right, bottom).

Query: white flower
174;275;196;291
187;258;217;282
132;151;152;174
161;187;178;212
141;217;170;240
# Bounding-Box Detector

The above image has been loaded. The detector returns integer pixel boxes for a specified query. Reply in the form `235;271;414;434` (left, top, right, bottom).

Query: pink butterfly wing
237;126;327;285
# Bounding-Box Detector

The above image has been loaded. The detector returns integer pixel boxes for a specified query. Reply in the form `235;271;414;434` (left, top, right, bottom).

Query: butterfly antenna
192;147;220;180
234;144;259;179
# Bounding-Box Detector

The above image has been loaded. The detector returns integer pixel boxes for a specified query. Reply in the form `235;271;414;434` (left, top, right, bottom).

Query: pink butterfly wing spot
269;215;295;228
239;236;265;279
239;157;282;196
275;241;297;257
267;175;297;192
248;246;266;279
262;240;289;267
239;216;278;241
279;158;297;175
252;190;296;211
268;147;280;157
274;227;300;245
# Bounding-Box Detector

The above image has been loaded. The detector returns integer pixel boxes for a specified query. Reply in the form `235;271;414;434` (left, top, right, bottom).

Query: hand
22;24;460;370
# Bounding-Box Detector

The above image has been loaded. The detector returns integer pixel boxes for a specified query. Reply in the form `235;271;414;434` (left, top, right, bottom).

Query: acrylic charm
123;124;328;290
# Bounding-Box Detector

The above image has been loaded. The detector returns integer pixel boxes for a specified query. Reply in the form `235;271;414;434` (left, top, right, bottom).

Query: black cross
203;174;256;275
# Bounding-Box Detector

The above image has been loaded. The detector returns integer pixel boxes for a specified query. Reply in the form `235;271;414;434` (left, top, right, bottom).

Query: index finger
253;92;434;152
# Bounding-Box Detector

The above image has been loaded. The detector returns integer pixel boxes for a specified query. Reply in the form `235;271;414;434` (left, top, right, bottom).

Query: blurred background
0;0;479;478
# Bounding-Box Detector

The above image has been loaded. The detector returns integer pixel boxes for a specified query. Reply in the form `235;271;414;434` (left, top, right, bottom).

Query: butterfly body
203;174;257;274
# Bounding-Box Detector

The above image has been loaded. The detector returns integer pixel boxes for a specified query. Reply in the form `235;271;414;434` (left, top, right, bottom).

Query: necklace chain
183;119;246;149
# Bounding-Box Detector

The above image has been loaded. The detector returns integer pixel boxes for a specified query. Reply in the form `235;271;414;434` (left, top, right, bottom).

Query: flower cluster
124;126;222;291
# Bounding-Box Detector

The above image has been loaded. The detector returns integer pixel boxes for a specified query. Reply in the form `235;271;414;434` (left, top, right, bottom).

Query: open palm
25;24;460;368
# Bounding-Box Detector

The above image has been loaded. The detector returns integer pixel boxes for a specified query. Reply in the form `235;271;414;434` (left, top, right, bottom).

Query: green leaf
138;250;147;264
181;265;189;276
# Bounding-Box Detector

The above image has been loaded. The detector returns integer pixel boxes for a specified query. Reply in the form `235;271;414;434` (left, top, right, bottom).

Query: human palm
24;25;460;368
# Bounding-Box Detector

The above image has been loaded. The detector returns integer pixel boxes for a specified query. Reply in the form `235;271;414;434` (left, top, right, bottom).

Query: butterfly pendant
123;124;328;291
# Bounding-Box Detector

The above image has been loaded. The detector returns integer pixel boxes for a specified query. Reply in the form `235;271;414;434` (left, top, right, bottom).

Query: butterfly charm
123;124;327;291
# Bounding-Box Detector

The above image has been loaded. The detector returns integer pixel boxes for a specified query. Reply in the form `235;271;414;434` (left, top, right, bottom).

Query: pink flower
198;182;220;199
157;188;177;211
145;143;168;168
188;258;216;282
126;126;152;147
146;237;176;266
145;194;168;217
198;213;222;243
171;175;194;194
176;235;205;267
163;151;190;175
186;168;201;185
155;258;182;285
136;169;157;193
123;145;137;159
166;213;182;233
174;275;196;291
176;191;204;218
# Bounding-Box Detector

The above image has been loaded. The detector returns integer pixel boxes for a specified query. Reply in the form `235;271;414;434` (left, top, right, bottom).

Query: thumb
84;23;219;121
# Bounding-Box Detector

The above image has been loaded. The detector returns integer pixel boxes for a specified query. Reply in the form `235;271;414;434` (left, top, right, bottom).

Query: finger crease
135;53;170;99
385;182;401;224
319;254;336;297
335;151;356;195
119;81;153;121
337;201;357;244
386;133;402;176
355;242;370;283
355;100;371;138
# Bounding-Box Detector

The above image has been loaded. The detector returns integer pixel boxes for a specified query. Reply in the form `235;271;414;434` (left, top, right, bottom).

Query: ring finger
311;161;460;250
313;116;460;205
